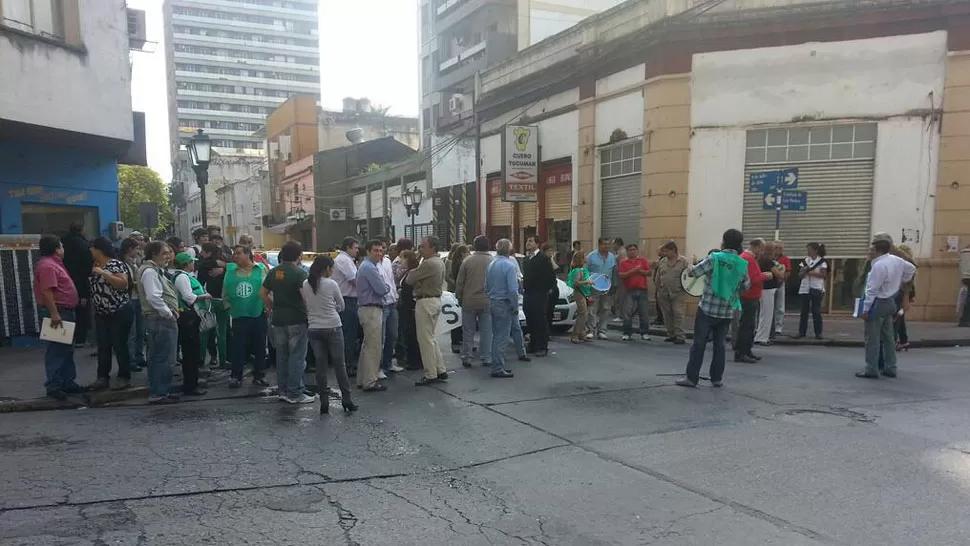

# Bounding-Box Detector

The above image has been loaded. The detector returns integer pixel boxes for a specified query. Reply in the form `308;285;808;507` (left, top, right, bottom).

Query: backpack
171;270;217;332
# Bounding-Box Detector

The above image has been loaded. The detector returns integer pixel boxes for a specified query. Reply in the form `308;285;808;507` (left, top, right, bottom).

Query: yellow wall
918;51;970;321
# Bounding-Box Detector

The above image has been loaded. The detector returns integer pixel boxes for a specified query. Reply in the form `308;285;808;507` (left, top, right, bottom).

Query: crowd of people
32;220;923;409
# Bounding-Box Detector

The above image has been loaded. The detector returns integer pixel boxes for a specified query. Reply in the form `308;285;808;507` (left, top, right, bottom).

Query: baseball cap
871;232;894;245
174;252;197;267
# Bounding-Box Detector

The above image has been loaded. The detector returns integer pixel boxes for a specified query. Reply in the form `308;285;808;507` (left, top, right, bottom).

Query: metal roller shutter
601;174;640;246
545;186;570;221
491;196;512;227
742;160;874;257
518;200;537;227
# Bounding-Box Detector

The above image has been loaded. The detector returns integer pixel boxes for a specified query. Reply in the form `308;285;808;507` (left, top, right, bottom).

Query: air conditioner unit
448;95;464;113
330;208;347;221
322;116;335;126
127;8;147;51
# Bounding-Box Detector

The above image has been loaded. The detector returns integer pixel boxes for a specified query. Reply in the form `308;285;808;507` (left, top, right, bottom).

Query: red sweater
740;250;763;300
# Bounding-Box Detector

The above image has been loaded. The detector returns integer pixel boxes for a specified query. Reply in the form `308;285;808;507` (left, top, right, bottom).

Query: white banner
436;292;463;336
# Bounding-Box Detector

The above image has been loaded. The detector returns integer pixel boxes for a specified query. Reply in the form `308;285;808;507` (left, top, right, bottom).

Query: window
1;0;78;44
599;140;643;179
746;123;877;164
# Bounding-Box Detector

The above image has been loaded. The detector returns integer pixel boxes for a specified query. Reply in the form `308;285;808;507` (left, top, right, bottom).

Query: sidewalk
608;315;970;348
0;346;277;413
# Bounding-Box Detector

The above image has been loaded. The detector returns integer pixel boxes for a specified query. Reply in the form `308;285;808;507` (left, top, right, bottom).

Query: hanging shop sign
502;125;539;203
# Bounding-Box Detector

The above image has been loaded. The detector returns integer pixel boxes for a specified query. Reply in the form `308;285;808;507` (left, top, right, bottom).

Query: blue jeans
461;307;492;365
145;315;178;398
622;289;649;336
231;316;267;381
42;308;79;394
381;305;398;371
684;310;732;385
128;299;146;365
340;297;359;368
272;323;308;397
490;303;514;373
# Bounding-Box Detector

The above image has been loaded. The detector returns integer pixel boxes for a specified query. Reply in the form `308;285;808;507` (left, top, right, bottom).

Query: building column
577;102;596;250
923;51;970;321
642;74;691;256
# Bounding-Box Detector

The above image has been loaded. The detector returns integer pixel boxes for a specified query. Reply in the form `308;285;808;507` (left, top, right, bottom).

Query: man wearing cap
858;232;916;379
170;252;212;396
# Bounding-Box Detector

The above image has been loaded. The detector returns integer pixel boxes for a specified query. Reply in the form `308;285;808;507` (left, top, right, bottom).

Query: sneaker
252;377;270;387
287;393;317;404
377;370;388;380
675;377;698;388
389;364;405;373
621;335;631;341
597;332;609;340
228;379;241;389
640;334;650;341
584;333;594;340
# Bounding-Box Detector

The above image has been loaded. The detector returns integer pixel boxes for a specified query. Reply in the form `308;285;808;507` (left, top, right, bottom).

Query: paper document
40;317;76;345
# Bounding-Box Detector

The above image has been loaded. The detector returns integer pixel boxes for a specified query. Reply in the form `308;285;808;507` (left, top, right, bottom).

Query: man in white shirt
377;237;404;376
332;237;361;375
858;233;916;379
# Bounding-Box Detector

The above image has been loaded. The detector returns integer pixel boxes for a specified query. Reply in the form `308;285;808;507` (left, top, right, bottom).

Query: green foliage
118;165;173;237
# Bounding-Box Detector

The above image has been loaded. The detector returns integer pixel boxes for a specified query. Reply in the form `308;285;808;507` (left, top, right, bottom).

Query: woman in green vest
171;252;213;397
224;245;270;389
567;252;594;344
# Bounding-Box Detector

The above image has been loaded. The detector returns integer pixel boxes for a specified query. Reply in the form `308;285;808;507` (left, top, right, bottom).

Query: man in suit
522;237;557;357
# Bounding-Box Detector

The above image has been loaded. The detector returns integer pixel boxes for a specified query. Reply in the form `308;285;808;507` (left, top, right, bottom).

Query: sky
128;0;419;183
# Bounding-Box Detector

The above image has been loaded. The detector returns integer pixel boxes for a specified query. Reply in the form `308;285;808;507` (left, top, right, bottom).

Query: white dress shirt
173;273;199;306
332;251;358;298
140;265;174;319
864;253;916;312
378;256;398;305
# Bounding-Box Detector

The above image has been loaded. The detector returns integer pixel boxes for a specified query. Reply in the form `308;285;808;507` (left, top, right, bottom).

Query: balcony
174;71;320;91
171;0;317;21
435;0;495;34
172;33;318;54
436;32;516;93
173;51;318;74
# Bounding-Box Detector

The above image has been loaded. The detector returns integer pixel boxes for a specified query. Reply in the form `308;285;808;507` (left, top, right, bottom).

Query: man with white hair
485;239;517;378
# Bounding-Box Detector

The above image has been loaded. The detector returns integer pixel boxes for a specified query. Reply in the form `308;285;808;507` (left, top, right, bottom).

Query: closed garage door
491;196;512;227
517;200;537;228
545;185;570;221
742;123;877;257
601;174;640;247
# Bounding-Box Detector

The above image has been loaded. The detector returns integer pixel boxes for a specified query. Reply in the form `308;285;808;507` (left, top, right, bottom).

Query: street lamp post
187;129;212;229
401;186;423;240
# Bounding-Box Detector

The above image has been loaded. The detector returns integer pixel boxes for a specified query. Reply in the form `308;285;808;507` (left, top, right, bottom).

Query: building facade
475;0;970;321
163;0;319;157
0;0;135;238
214;158;270;248
183;154;266;239
418;0;624;248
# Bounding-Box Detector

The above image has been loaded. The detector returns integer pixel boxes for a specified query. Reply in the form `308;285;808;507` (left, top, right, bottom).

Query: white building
215;158;271;248
183;153;267;240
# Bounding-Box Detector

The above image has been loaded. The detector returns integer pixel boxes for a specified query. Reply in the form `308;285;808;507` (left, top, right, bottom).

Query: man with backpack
170;253;213;397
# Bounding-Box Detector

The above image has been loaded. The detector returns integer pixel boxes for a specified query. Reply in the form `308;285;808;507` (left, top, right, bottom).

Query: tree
118;165;173;237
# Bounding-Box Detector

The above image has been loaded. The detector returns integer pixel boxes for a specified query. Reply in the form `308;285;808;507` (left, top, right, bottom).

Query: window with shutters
745;124;877;164
599;140;643;179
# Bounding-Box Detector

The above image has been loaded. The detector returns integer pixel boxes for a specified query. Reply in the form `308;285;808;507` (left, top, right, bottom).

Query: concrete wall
431;135;475;189
0;143;119;238
0;0;132;142
687;32;947;260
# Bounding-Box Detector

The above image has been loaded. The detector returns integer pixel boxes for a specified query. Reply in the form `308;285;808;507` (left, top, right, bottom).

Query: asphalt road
2;336;970;545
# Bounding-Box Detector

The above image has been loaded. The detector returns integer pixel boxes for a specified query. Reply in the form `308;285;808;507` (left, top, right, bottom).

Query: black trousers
524;292;550;351
74;300;91;345
177;311;202;392
798;289;824;338
735;298;760;358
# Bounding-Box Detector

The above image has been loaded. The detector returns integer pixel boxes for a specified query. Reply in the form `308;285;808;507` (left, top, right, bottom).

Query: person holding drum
586;237;619;340
567;253;595;344
676;229;752;389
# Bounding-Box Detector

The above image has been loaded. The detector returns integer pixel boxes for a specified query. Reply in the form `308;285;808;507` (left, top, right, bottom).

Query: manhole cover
777;408;873;426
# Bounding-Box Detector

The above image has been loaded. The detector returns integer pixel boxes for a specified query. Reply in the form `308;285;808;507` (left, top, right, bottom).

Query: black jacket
60;231;93;298
522;252;557;295
196;257;225;298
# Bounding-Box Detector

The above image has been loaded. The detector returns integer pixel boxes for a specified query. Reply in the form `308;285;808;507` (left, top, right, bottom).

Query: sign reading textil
503;125;539;202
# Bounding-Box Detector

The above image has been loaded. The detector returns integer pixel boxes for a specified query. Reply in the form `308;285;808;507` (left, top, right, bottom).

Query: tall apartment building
163;0;320;157
417;0;625;245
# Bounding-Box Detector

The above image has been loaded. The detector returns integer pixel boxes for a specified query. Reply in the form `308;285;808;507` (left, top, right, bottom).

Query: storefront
486;175;512;244
540;160;573;259
599;139;643;246
742;123;878;312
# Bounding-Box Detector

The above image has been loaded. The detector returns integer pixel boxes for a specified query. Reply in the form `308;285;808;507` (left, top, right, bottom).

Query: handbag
196;299;217;332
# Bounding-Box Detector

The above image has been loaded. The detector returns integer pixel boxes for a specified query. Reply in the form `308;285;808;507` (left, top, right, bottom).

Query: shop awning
266;221;295;235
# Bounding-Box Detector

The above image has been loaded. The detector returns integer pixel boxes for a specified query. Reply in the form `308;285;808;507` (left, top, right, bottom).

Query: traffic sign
748;168;799;192
763;189;807;211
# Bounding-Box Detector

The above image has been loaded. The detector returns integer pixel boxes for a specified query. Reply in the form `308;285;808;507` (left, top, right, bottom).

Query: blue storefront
0;142;120;238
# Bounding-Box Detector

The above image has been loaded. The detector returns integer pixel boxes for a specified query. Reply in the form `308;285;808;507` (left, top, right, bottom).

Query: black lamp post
402;186;423;239
187;129;212;229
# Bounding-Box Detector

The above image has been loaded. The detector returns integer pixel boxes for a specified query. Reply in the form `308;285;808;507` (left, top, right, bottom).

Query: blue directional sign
748;168;799;193
763;190;807;211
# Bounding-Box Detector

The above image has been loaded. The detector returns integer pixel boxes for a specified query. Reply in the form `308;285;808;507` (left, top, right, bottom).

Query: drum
590;273;612;293
681;269;706;297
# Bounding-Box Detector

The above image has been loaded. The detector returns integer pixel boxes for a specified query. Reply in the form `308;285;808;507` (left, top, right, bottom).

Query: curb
604;323;969;349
